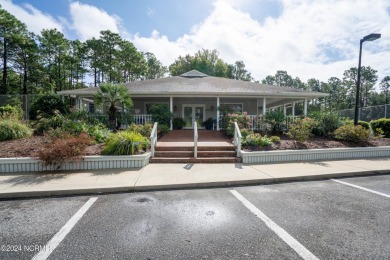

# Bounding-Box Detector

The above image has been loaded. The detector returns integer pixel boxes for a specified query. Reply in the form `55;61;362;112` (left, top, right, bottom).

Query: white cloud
131;0;390;84
0;0;65;34
69;2;122;41
146;7;156;17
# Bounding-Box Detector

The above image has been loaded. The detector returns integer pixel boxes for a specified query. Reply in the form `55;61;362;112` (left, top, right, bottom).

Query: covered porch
131;95;312;130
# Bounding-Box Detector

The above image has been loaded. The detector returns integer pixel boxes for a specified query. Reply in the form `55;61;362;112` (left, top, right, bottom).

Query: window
145;102;169;114
220;103;243;113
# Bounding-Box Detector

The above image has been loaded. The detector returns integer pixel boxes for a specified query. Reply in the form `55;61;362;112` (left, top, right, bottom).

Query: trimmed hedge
334;125;369;143
358;120;370;130
371;118;390;137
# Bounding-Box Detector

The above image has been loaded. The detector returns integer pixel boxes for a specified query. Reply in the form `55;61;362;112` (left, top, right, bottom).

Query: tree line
1;6;389;112
261;69;389;111
0;7;167;95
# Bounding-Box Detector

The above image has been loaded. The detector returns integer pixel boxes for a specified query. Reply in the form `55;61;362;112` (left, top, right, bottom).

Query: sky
1;0;389;86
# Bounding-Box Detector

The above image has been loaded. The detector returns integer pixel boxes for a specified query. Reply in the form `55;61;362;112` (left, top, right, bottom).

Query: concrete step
150;157;242;164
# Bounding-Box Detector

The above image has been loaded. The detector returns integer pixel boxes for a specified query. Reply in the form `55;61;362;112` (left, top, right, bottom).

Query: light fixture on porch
210;105;214;111
174;105;177;112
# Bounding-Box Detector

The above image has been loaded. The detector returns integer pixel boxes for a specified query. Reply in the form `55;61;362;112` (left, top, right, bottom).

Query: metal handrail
150;122;158;157
194;121;198;158
233;122;242;157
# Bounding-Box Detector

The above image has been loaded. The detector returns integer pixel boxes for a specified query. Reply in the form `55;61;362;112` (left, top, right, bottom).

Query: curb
0;169;389;199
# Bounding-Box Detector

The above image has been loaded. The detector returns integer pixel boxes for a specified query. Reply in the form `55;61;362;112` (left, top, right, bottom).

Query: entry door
183;104;205;129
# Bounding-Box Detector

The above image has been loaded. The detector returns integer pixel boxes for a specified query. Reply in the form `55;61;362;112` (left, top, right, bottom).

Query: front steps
150;146;241;163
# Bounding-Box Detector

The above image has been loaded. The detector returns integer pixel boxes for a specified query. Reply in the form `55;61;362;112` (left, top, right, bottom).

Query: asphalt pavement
0;174;389;260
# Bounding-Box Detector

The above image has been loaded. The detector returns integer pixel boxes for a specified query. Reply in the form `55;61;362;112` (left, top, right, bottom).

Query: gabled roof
58;70;328;98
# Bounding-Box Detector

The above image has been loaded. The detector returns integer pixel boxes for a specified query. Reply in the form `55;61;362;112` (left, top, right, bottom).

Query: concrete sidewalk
0;158;389;199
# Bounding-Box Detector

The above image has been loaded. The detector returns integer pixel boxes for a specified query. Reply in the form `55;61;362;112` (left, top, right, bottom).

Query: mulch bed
0;136;104;158
243;136;390;152
0;135;389;158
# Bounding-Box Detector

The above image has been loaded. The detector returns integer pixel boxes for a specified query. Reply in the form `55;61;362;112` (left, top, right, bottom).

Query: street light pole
354;40;363;125
354;33;381;125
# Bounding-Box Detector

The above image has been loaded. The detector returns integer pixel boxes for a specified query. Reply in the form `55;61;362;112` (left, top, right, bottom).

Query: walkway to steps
150;130;241;163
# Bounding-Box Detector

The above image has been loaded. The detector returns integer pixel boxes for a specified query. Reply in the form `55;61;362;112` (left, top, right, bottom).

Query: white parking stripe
230;190;319;260
331;179;390;198
31;197;98;260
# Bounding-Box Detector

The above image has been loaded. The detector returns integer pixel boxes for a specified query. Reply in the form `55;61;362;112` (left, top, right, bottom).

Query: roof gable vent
180;70;209;78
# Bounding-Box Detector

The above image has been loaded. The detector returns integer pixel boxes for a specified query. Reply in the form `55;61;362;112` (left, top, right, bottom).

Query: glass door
184;106;193;128
182;104;205;129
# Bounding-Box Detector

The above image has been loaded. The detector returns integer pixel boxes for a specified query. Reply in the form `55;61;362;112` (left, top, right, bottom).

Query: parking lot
1;174;389;260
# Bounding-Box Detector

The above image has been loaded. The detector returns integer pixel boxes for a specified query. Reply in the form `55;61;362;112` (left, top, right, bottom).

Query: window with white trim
220;103;243;113
145;102;169;114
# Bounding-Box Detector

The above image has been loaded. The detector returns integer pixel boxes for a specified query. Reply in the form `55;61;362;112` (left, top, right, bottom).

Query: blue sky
1;0;389;85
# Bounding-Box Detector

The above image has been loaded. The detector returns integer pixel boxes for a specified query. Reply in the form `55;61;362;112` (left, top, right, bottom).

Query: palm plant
94;83;133;130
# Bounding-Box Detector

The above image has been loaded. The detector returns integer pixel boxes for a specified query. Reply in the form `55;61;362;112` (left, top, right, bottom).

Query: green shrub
37;132;93;166
270;135;281;143
334;125;369;143
172;117;185;130
371;118;390;137
0;120;32;141
259;136;272;146
84;124;110;143
150;104;173;126
225;112;251;137
29;94;67;120
265;110;285;133
33;111;109;143
128;123;153;137
102;131;149;155
357;121;370;130
286;117;318;143
33;112;66;135
0;105;20;120
242;132;262;146
240;129;253;139
310;111;342;137
158;124;170;135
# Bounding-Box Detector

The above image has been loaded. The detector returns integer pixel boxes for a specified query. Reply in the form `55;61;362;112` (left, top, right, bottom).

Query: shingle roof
58;70;328;98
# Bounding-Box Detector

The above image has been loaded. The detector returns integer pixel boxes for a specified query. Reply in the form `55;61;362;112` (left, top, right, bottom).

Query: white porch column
292;101;296;117
169;96;173;130
216;96;220;131
304;99;308;116
76;96;82;110
283;103;287;116
262;97;267;115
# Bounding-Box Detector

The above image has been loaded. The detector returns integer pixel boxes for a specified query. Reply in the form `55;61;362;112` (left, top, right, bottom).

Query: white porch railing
233;122;242;157
248;115;262;130
150;122;158;157
134;114;153;125
248;115;299;130
194;121;198;158
285;116;299;127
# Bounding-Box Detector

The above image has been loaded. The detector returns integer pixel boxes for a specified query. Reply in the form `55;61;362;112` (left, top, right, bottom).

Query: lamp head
362;33;381;42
